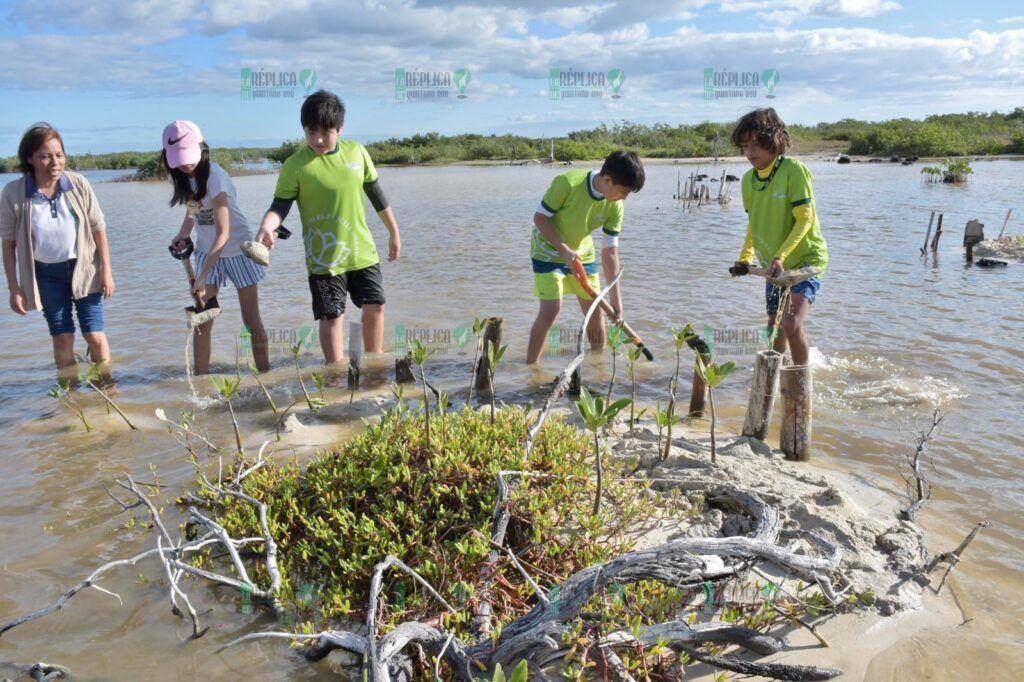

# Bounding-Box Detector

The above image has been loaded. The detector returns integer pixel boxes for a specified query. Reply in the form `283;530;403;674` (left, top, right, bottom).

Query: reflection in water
1;161;1022;678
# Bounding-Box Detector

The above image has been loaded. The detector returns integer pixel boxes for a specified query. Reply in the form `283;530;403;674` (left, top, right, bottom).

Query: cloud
1;0;1022;133
721;0;902;25
997;16;1024;25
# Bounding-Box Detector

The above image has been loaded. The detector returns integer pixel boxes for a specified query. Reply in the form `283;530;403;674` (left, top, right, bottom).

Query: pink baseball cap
162;120;204;168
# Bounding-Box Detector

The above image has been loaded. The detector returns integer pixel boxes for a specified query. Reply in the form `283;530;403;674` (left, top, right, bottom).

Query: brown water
1;160;1022;679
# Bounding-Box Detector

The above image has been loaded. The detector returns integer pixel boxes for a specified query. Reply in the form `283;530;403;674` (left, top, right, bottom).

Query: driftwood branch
926;521;990;594
525;268;623;455
900;408;944;521
682;645;841;680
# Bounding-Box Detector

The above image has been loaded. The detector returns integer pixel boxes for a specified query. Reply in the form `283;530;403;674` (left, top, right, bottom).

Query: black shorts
308;263;386;321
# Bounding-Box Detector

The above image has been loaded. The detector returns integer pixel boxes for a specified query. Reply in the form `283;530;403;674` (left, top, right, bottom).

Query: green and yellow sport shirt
274;140;380;276
739;156;828;273
532;169;624;270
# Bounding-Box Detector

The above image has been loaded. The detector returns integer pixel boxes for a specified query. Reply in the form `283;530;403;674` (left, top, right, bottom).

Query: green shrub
206;406;648;634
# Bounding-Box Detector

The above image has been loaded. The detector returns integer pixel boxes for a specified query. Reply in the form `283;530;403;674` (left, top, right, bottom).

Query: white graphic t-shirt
188;162;252;259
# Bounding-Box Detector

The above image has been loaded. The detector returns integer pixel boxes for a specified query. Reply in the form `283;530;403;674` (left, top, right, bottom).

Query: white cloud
721;0;901;24
1;0;1022;130
997;16;1024;25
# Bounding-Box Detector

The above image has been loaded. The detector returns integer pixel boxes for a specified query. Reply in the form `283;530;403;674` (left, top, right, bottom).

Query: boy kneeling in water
732;108;828;366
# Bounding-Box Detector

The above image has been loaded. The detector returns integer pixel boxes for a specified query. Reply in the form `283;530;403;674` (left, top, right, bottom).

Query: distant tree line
1;109;1022;175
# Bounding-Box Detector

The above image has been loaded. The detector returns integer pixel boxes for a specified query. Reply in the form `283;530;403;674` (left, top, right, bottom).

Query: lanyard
751;155;784;192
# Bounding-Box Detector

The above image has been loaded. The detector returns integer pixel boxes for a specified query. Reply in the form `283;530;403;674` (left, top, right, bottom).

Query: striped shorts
194;251;266;289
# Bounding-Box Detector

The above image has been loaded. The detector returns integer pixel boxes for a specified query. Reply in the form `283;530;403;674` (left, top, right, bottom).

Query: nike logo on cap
168;133;188;145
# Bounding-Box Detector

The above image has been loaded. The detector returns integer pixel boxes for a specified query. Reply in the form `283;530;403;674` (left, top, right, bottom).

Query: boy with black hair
257;90;400;365
731;107;827;366
526;150;645;364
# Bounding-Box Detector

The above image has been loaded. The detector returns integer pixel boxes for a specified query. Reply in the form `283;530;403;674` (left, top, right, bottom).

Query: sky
0;0;1022;153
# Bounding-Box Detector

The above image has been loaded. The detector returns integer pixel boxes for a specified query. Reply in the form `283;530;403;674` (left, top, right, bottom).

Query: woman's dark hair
731;108;790;155
18;122;65;174
301;90;345;131
161;142;211;207
600;151;645;192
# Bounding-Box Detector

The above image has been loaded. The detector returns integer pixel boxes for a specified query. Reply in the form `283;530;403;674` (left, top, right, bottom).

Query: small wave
813;350;966;409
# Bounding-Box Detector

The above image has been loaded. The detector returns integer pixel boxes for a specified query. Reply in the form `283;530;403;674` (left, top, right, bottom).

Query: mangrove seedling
664;325;696;459
390;382;408;422
626;345;643;429
76;357;136;430
654;400;680;456
695;355;737;464
942;158;973;184
409;339;436;444
248;361;278;414
575;387;631;515
606;322;626;402
467;316;485;403
211;375;245;456
312;371;325;402
491;660;529;682
485;341;508;424
290;342;324;413
48;377;91;432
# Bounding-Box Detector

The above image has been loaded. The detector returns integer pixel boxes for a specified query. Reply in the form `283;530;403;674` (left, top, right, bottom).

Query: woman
1;123;116;374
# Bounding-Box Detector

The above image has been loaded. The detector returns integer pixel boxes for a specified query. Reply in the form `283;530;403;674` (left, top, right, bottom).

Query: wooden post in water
742;350;783;440
930;213;944;251
966;242;973;263
568;366;581;396
920;211;935;255
348;357;360;387
688;352;712;418
474;317;504;391
998;208;1012;239
780;364;813;461
395;356;415;384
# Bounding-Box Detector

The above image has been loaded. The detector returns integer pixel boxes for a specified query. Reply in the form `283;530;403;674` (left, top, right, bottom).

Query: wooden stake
742;350;783;440
998;208;1012;239
930;213;943;251
780;364;812;461
921;211;935;255
966;243;973;263
568;365;581;397
348;356;360;387
395;356;415;384
688;352;712;418
474;317;504;391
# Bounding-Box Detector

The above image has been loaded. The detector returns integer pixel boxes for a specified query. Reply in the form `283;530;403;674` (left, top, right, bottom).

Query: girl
1;122;116;377
162;120;269;374
730;108;828;366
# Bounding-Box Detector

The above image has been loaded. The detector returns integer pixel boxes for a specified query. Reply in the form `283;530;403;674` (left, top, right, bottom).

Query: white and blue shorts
194;251;266;289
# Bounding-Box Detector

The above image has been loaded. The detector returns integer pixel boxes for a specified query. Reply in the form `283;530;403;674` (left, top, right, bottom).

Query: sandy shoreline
588;417;968;681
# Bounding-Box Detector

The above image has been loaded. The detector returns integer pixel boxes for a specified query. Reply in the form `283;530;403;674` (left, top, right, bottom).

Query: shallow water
1;160;1022;678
